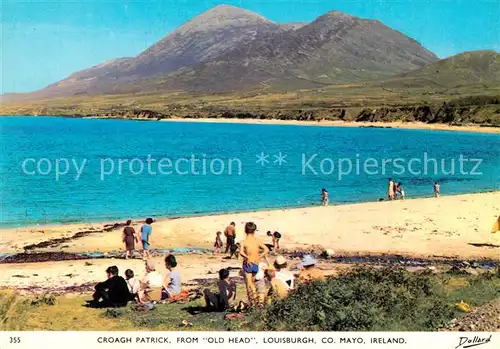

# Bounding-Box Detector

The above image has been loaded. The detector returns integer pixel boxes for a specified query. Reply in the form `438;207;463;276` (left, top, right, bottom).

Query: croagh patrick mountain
4;4;499;103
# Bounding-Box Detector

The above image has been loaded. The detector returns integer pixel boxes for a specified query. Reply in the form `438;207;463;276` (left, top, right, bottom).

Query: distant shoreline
3;114;498;134
75;115;500;134
159;117;500;134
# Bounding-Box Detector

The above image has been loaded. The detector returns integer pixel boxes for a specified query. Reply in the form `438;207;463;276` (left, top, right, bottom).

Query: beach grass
1;268;498;331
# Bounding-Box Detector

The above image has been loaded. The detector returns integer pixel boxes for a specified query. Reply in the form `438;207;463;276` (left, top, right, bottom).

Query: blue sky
2;0;499;93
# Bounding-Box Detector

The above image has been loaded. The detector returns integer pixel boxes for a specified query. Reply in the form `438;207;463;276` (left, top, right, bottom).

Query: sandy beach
0;192;499;291
1;192;498;257
160;118;500;134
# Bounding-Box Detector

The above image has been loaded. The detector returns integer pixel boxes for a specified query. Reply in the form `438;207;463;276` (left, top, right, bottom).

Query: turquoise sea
1;116;499;227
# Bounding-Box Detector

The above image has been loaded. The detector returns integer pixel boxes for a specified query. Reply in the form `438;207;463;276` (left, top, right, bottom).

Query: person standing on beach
224;222;236;254
434;182;440;198
122;220;138;259
214;231;223;254
239;222;269;308
321;188;329;206
388;178;395;200
397;182;405;200
140;218;154;260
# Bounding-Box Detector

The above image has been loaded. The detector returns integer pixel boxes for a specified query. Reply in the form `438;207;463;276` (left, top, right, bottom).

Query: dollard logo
455;335;492;349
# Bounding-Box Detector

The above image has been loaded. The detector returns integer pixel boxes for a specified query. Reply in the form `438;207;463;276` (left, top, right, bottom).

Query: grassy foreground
1;267;499;331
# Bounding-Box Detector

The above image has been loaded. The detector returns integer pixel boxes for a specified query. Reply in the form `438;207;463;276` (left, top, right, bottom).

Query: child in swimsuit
214;231;223;253
239;222;269;307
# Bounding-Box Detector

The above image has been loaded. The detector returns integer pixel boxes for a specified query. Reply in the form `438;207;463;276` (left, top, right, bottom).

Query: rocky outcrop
354;101;499;126
101;109;169;119
356;106;434;123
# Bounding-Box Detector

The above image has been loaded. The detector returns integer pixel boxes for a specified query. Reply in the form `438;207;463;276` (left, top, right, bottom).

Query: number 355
9;337;21;343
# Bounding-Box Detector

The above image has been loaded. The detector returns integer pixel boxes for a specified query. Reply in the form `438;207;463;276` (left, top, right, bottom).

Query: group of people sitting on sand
86;254;181;308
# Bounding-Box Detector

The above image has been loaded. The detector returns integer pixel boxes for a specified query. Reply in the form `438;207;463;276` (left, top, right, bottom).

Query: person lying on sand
125;269;140;301
224;222;236;254
140;218;154;260
239;222;269;307
123;220;138;259
138;260;164;303
162;254;181;300
86;265;129;308
213;231;223;254
203;268;236;312
265;266;288;303
267;231;282;251
298;255;325;284
274;255;294;290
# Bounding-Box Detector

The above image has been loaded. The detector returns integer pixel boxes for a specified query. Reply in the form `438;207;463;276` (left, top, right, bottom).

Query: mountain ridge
1;5;473;102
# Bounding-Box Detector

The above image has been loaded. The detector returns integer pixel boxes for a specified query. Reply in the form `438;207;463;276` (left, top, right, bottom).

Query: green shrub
104;308;124;318
29;293;56;307
258;267;454;331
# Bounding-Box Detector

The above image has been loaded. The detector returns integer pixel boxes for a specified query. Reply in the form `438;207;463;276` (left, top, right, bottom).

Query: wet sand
0;192;498;291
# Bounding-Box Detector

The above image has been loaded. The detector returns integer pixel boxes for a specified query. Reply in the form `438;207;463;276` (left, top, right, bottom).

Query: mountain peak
318;10;357;21
175;4;273;35
209;4;244;12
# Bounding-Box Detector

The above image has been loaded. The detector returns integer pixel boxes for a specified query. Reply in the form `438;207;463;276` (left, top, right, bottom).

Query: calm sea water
1;116;499;227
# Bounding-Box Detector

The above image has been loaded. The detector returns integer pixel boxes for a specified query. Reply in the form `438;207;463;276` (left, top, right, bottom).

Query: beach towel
491;217;500;233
